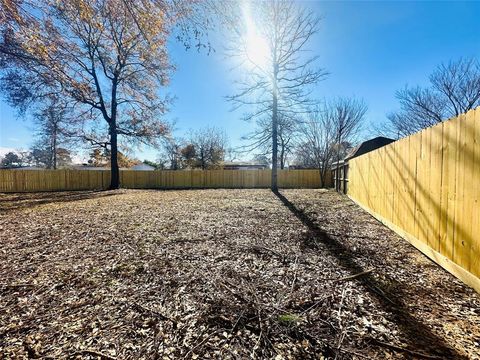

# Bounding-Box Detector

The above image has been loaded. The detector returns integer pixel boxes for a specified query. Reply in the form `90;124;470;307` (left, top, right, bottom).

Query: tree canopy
0;0;207;187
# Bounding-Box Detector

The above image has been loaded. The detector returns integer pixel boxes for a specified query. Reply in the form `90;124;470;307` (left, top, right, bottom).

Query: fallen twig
230;309;245;335
299;294;332;314
335;268;375;282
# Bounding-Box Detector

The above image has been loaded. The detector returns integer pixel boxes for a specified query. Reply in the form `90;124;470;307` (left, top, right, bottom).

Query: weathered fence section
0;169;330;192
348;108;480;292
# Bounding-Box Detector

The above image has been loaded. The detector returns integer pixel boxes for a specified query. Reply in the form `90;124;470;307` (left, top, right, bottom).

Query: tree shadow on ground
0;190;120;212
273;189;466;359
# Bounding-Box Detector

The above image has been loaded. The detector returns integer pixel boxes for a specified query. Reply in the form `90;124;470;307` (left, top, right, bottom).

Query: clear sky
1;0;479;162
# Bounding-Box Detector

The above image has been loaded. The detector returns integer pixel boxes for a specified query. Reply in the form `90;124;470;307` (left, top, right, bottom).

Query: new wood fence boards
0;169;330;192
0;169;110;192
348;108;480;292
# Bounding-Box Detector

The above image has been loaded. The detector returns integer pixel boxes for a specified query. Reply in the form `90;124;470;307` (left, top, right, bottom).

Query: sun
244;31;270;70
242;2;270;71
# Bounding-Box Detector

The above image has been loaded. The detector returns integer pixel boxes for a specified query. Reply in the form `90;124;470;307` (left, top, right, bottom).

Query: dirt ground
0;189;479;359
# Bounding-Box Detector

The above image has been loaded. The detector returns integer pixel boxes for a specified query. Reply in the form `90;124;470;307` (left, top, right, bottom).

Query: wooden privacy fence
348;108;480;292
0;169;331;193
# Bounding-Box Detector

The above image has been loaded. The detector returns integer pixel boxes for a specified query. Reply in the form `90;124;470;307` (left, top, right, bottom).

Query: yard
0;189;479;359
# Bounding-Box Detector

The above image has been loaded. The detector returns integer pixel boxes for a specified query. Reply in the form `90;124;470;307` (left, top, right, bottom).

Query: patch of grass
278;313;303;325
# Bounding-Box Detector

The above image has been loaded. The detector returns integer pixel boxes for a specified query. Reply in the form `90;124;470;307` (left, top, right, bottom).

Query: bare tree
296;110;336;186
0;0;207;189
241;113;296;169
296;98;366;186
160;136;183;170
328;97;367;166
226;0;327;190
225;147;240;162
387;57;480;137
277;117;296;169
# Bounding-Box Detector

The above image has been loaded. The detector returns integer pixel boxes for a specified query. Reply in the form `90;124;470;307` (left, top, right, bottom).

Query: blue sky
1;0;479;162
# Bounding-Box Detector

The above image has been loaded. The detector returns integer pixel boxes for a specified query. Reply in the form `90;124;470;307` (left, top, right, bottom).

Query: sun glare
245;31;270;70
242;3;270;70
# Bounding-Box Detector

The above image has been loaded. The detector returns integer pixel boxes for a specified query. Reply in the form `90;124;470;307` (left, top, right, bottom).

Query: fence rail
0;169;330;193
348;108;480;292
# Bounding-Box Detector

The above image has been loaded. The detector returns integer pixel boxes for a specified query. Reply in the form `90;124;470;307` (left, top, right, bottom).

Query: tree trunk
271;91;278;191
109;123;120;190
271;63;279;192
109;77;120;190
280;140;285;170
52;121;57;170
319;168;324;188
336;133;341;191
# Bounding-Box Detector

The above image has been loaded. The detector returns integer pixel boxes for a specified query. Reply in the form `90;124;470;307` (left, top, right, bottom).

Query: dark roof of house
331;137;396;169
344;136;395;161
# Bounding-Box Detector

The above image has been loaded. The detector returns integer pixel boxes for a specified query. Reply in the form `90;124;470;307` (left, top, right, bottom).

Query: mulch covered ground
0;189;479;359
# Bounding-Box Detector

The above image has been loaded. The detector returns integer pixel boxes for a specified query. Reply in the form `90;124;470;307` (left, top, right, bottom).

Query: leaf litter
0;189;479;359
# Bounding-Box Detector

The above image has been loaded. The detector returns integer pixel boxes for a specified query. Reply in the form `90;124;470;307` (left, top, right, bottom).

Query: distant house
130;163;155;171
343;136;395;162
332;136;395;194
222;161;268;170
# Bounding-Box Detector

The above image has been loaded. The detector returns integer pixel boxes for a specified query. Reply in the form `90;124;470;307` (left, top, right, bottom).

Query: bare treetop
227;0;327;118
296;97;366;186
387;57;480;137
224;0;327;190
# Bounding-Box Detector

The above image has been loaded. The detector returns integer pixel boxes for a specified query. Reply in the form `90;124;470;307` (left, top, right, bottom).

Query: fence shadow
0;190;120;212
272;189;466;359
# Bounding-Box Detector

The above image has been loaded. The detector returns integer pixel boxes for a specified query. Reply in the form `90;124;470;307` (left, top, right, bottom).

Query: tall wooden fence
348;108;480;292
0;169;330;193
